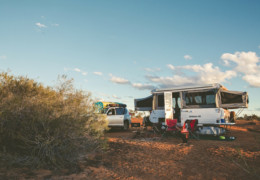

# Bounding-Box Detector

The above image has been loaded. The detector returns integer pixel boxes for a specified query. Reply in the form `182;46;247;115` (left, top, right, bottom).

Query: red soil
1;120;260;180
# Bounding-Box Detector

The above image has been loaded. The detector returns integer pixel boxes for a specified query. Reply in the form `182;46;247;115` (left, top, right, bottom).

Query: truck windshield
102;108;109;114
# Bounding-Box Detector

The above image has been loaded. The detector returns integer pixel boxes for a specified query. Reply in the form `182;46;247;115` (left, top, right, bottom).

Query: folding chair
163;119;188;143
166;119;178;131
183;119;199;140
161;119;178;137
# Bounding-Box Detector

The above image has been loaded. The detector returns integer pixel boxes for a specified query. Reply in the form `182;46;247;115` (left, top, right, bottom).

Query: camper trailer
135;84;248;135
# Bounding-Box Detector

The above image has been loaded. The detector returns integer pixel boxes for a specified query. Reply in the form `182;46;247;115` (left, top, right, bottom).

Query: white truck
95;102;131;130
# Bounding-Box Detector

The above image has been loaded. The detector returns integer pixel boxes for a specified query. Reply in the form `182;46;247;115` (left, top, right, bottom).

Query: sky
0;0;260;115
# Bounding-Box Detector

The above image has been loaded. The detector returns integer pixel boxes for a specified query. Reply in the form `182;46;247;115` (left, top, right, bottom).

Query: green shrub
0;73;108;169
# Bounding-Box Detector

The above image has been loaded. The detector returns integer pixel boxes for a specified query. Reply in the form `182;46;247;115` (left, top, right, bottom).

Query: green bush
0;73;108;168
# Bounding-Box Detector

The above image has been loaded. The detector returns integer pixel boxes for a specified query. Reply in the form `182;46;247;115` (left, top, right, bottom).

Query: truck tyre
123;120;129;130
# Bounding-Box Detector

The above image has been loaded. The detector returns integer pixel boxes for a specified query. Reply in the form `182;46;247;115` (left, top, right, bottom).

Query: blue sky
1;0;260;115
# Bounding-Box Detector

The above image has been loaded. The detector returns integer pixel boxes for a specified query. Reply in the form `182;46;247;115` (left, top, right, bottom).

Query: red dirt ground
1;120;260;180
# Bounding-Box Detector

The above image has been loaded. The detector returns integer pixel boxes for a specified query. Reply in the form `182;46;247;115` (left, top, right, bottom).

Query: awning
219;90;248;109
134;95;153;111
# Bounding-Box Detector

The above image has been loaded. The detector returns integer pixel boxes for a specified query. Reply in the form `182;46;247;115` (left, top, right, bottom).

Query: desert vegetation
0;72;108;169
237;114;260;121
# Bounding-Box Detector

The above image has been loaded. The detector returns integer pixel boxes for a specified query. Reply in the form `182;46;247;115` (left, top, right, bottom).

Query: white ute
95;102;131;130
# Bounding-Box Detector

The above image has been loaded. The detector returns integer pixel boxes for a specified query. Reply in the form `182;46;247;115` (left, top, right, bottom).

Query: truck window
220;91;248;108
185;96;193;105
194;95;202;104
221;92;243;104
172;97;181;108
107;109;115;115
184;91;216;107
158;94;164;107
116;108;124;115
206;94;215;105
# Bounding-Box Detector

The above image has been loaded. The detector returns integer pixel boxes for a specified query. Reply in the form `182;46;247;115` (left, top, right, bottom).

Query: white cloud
64;67;88;77
147;75;195;88
242;74;260;87
109;74;130;84
144;67;161;72
74;68;81;72
221;51;259;74
35;22;47;28
190;63;236;84
82;72;88;76
93;72;103;76
259;45;260;49
131;83;155;90
73;68;87;76
184;55;192;60
112;95;121;99
148;63;237;88
0;55;7;60
221;51;260;87
179;64;205;72
52;23;59;27
108;74;155;90
167;64;175;70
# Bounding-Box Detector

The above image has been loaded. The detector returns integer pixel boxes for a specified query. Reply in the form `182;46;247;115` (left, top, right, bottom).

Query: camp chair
166;119;178;131
153;119;177;135
183;119;199;140
156;119;177;136
161;119;188;143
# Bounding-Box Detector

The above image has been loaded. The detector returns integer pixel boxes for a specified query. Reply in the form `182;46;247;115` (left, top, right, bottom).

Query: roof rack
95;101;127;109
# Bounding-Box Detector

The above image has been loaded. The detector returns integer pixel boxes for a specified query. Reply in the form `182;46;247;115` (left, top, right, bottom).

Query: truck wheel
123;121;129;130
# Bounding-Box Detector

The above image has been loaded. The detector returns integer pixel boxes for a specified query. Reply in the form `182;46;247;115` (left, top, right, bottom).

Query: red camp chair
162;119;188;143
166;119;178;131
182;119;199;140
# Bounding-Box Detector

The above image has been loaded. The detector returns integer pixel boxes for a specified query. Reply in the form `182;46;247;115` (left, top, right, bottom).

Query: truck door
115;108;125;126
164;92;173;122
107;108;116;126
